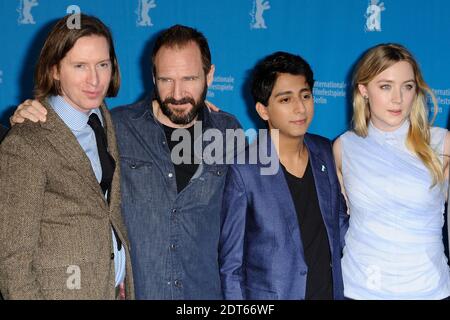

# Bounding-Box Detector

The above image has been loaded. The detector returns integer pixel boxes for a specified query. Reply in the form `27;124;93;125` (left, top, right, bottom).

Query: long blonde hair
352;43;443;185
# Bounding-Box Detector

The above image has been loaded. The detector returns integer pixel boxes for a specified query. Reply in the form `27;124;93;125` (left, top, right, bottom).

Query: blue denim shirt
111;97;241;299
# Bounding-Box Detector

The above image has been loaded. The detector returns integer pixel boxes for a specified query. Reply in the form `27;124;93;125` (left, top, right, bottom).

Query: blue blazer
219;133;348;300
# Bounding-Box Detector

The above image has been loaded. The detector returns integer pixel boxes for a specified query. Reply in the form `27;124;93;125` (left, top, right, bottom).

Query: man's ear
52;65;60;81
255;102;269;121
206;64;215;86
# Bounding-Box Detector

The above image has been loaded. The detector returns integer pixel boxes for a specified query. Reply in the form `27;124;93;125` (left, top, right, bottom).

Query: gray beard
155;84;207;125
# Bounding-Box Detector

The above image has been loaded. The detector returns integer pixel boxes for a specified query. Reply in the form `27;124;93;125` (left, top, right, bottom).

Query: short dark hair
251;51;314;106
34;14;120;101
151;24;212;76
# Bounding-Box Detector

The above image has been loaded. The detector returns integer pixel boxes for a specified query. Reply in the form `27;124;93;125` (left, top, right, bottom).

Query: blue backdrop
1;0;449;139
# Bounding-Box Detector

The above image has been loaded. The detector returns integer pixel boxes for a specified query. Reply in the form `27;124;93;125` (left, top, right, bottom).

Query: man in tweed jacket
0;14;133;300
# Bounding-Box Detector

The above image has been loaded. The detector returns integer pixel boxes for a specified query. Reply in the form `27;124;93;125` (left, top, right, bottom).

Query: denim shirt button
170;209;177;222
216;170;222;176
174;280;182;288
168;173;174;178
170;244;176;250
130;164;136;169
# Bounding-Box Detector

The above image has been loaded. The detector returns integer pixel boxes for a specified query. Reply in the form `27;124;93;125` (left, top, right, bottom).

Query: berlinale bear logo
137;0;157;27
250;0;270;29
17;0;39;25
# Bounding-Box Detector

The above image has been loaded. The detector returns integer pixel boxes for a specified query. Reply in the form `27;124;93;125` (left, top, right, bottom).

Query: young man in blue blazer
219;52;348;300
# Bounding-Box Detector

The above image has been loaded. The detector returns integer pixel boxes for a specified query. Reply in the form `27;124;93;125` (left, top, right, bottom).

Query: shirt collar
49;95;103;131
368;119;410;147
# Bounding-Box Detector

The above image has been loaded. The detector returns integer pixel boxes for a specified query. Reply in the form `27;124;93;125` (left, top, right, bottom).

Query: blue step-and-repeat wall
0;0;449;139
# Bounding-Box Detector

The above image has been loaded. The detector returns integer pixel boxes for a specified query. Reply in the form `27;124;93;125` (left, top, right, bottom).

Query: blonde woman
333;43;450;299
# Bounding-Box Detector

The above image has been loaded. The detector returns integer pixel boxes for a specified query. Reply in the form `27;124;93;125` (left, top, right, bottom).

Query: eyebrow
156;74;200;80
70;58;111;64
376;79;415;84
274;88;311;98
182;75;200;79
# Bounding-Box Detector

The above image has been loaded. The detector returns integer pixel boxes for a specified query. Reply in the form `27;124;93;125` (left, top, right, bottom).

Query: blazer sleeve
0;131;46;299
338;190;349;252
324;137;349;253
219;165;247;300
322;136;348;253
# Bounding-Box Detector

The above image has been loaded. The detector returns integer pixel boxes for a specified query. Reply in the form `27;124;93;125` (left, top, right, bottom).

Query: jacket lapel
102;105;119;167
101;105;121;212
261;135;306;257
40;102;105;201
305;135;334;256
266;134;335;258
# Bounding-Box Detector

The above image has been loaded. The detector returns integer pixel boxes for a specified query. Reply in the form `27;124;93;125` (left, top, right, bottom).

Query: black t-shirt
281;161;333;300
162;123;200;193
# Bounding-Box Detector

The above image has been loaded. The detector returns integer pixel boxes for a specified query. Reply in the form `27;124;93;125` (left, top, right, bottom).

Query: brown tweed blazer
0;101;134;299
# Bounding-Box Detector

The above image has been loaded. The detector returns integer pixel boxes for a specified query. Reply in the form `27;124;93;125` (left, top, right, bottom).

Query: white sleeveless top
341;120;450;299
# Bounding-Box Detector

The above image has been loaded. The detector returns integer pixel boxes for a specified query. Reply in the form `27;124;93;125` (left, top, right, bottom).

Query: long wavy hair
352;43;443;185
